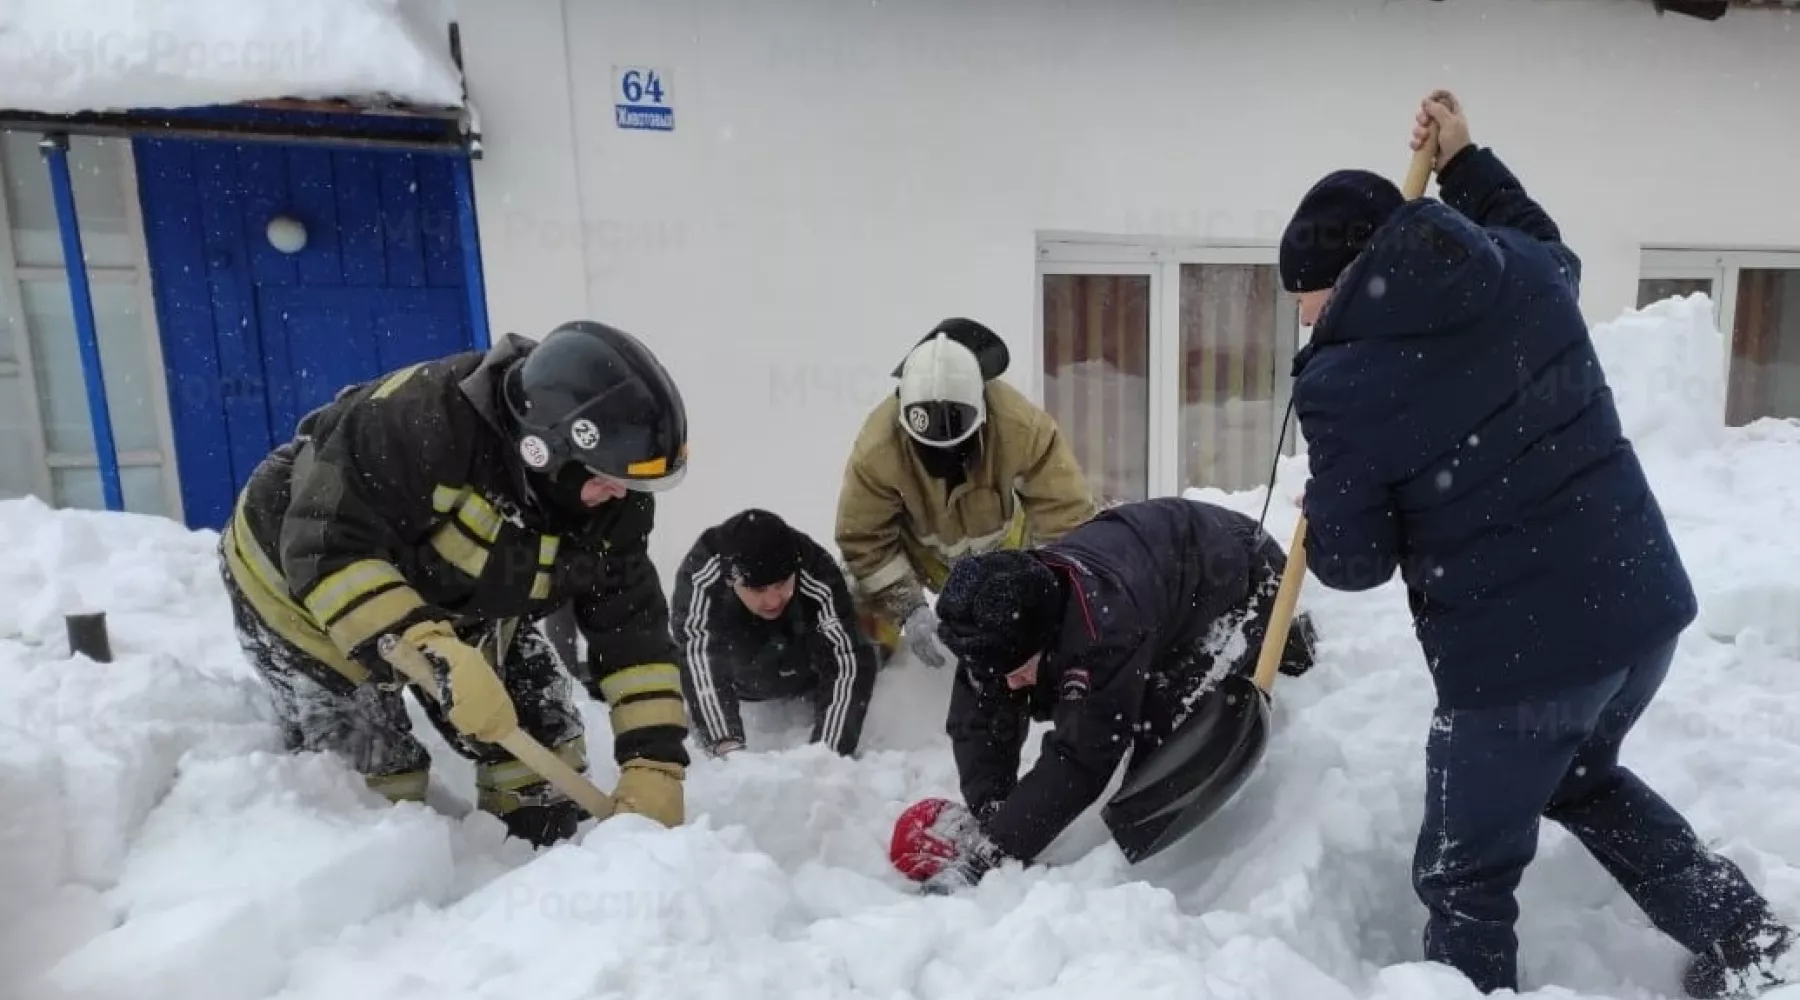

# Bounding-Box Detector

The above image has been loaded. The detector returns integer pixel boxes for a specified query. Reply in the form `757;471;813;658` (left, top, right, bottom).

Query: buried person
670;507;885;759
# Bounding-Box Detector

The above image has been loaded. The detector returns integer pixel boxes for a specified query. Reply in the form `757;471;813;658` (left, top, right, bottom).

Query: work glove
613;758;685;827
889;797;1006;894
403;620;519;743
902;603;954;670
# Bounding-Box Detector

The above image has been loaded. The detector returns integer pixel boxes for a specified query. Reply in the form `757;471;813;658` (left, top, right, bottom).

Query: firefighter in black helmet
218;320;692;847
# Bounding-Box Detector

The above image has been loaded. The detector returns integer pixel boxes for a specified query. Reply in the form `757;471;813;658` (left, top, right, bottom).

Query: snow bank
0;0;464;115
3;296;1799;1000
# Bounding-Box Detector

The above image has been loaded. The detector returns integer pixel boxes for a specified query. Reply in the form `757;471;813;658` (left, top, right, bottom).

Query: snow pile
0;0;464;114
1594;292;1731;460
3;296;1800;1000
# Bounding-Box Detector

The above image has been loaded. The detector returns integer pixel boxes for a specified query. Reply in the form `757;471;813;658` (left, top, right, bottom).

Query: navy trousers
1414;637;1769;993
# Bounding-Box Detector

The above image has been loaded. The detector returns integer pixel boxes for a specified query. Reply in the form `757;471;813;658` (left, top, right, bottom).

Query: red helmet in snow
889;797;976;882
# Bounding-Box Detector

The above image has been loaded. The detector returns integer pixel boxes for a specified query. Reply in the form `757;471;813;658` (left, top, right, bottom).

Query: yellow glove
402;621;518;743
612;758;685;827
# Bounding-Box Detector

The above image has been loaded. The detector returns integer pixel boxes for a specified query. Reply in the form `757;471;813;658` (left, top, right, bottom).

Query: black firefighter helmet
501;320;688;492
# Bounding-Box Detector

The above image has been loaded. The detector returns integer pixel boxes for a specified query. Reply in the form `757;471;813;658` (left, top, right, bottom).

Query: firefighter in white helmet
833;317;1098;669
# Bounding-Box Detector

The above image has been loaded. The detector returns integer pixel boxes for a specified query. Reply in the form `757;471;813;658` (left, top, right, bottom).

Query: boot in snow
1684;912;1795;1000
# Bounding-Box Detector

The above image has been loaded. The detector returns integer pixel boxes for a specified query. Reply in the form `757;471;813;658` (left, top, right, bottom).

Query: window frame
1036;235;1302;499
1639;247;1800;425
0;132;182;519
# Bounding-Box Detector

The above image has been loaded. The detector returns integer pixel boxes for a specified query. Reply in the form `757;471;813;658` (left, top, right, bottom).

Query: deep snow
0;0;464;114
3;293;1799;1000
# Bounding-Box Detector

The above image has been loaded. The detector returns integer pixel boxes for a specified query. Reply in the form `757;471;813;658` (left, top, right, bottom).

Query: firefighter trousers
218;540;590;845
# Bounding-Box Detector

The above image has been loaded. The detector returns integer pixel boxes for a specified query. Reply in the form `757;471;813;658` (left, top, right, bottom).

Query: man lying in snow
218;320;692;847
1280;89;1794;999
889;496;1317;889
835;318;1097;670
670;508;886;758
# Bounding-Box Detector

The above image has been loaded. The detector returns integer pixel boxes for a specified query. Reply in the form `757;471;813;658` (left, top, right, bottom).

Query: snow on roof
0;0;465;116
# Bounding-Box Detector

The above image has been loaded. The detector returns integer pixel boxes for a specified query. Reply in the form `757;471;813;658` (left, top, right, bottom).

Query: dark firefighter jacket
219;333;690;770
669;524;881;756
946;496;1274;863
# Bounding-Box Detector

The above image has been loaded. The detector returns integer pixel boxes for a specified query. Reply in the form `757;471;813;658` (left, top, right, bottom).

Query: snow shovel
377;632;619;821
1099;131;1440;865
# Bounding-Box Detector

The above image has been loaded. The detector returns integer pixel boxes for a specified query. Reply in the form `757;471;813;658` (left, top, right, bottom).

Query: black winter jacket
1292;145;1697;709
946;497;1274;862
669;524;880;755
225;333;689;770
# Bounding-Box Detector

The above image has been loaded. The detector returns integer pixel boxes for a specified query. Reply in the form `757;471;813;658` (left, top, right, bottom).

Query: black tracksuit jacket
669;525;881;755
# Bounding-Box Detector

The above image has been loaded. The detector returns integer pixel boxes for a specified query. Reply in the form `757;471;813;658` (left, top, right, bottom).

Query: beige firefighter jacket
835;378;1097;623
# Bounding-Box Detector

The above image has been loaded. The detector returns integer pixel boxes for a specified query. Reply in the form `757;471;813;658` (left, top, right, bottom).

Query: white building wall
458;0;1800;575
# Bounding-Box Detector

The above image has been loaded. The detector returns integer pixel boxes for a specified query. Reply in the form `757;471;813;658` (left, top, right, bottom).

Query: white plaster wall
458;0;1800;578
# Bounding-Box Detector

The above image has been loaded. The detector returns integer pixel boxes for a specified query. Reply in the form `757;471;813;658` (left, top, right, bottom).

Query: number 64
622;69;666;104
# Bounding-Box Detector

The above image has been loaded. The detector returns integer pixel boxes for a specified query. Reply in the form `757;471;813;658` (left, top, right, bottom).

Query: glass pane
0;370;39;498
51;464;170;518
1041;273;1150;507
20;278;162;454
1726;267;1800;426
2;132;135;269
1637;277;1713;310
1177;263;1296;493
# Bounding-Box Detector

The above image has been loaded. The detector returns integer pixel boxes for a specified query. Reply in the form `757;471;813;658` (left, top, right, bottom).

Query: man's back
1294;147;1697;709
1039;497;1263;661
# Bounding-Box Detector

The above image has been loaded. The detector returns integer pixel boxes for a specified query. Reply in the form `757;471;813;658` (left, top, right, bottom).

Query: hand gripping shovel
377;632;618;821
1099;130;1439;865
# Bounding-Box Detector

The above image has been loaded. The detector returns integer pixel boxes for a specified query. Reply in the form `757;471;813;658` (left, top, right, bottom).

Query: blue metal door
134;138;480;530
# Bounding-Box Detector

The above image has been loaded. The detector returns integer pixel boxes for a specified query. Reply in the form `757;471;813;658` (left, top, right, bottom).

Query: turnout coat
221;333;690;770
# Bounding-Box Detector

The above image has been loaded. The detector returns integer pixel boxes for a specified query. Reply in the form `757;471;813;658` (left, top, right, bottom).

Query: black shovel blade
1100;673;1272;864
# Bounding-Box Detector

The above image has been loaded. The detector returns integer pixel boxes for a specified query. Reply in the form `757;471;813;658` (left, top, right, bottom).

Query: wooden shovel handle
1252;515;1313;693
378;633;618;820
1402;125;1439;200
1249;120;1440;694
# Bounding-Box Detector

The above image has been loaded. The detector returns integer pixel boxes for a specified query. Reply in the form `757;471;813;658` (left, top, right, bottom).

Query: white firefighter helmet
896;333;985;448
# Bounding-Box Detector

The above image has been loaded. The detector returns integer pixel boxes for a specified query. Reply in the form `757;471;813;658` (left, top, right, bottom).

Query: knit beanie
714;508;801;587
1279;169;1405;293
935;550;1063;682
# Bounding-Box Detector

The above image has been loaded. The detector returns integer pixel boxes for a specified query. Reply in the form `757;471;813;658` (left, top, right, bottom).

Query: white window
1034;237;1302;505
1638;248;1800;426
0;132;182;518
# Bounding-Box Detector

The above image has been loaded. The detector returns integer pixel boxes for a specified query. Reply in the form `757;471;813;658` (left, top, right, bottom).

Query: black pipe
66;612;113;663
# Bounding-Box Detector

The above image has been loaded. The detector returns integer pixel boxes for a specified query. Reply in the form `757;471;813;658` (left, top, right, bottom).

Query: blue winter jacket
1292;146;1697;709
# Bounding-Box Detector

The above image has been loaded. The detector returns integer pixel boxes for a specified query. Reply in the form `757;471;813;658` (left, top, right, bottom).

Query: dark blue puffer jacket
1292;146;1697;710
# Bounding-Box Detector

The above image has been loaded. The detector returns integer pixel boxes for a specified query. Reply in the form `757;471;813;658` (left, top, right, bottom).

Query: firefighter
217;320;692;847
835;318;1097;670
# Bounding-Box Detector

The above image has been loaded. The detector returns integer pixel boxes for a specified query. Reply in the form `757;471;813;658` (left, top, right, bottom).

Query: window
1178;262;1298;493
1637;249;1800;427
0;132;180;517
1040;269;1152;506
1037;241;1302;504
1728;267;1800;425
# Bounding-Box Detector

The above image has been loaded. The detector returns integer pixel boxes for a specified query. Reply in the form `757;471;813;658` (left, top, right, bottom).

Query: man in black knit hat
1281;90;1791;998
669;508;885;758
900;496;1317;888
